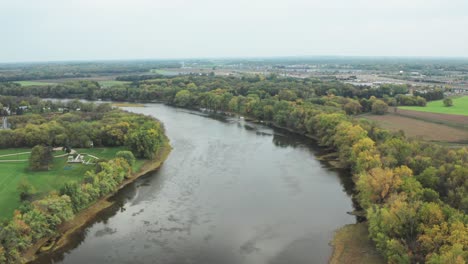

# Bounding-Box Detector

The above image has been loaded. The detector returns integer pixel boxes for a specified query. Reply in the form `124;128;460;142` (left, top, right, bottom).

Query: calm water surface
35;104;355;264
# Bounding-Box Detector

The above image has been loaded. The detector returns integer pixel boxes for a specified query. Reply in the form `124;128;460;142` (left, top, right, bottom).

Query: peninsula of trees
0;97;168;263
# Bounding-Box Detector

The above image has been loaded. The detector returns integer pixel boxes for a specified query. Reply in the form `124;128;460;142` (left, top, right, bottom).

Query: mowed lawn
0;147;133;220
399;96;468;116
13;81;56;86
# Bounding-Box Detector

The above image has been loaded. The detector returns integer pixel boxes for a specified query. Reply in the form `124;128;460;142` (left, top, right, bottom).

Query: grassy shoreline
23;143;172;263
329;223;385;264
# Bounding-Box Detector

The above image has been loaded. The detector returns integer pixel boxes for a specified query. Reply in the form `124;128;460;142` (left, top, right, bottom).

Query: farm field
399;96;468;116
363;113;468;143
0;147;143;220
390;107;468;128
14;81;56;86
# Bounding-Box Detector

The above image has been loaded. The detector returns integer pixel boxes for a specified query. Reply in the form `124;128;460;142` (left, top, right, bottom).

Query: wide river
36;103;355;264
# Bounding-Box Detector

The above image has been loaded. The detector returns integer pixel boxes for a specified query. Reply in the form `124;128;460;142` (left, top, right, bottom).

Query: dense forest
0;61;180;82
0;98;168;263
0;75;437;106
0;75;466;263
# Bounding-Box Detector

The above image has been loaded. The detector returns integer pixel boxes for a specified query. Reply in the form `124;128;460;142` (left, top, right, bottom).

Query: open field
399;96;468;116
390;107;468;129
13;78;128;88
0;147;143;220
14;81;56;86
26;75;122;84
330;223;384;264
150;69;181;76
98;80;129;88
363;113;468;143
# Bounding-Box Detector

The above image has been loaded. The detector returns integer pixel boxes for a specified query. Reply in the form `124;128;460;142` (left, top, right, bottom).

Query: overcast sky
1;0;467;62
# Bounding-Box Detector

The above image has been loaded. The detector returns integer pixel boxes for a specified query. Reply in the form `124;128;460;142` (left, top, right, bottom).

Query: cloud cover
1;0;467;62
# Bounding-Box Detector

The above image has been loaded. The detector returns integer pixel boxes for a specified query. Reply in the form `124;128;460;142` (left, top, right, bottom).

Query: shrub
116;151;135;166
443;98;453;107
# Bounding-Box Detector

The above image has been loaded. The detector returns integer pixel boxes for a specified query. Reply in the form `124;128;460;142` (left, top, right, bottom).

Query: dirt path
0;149;78;162
0;152;30;158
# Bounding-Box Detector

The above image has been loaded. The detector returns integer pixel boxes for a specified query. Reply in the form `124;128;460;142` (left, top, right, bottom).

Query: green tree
0;246;6;263
356;167;403;207
443;98;453;107
37;194;74;224
116;150;135;166
343;100;362;115
174;90;192;107
127;128;163;159
371;100;388;115
17;179;35;201
29;145;53;171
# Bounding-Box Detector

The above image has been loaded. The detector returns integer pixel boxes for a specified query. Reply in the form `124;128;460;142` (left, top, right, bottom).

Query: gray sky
1;0;467;62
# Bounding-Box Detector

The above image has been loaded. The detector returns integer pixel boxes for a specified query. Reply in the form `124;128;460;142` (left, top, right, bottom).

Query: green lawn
0;147;143;220
98;80;129;88
14;81;56;86
0;153;30;161
399;96;468;116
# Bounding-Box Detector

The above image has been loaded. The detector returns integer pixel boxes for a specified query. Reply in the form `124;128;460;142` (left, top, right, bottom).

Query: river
34;103;355;264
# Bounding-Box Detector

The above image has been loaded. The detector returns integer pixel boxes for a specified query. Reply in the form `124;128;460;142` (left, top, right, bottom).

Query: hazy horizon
1;0;468;63
3;55;468;65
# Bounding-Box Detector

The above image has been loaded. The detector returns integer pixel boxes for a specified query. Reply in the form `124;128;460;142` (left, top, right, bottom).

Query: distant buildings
446;86;468;96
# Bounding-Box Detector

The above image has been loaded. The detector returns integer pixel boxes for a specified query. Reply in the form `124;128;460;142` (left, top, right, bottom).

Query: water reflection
34;104;355;264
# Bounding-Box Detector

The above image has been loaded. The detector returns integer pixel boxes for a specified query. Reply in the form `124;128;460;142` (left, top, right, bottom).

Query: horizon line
2;55;468;65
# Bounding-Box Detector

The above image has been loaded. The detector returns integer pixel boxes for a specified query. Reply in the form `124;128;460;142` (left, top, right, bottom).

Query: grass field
14;81;56;86
399;96;468;116
98;80;129;88
150;69;180;76
363;114;468;143
0;147;144;220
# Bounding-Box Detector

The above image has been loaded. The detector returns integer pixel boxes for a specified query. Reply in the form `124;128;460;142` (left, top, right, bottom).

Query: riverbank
329;223;385;264
23;143;172;263
198;108;384;263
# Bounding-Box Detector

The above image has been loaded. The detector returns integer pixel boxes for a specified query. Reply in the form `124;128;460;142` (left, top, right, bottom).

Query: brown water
34;104;355;264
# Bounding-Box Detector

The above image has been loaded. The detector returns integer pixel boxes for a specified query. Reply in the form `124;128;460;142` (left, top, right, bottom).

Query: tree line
0;61;180;82
0;98;165;153
0;75;443;115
